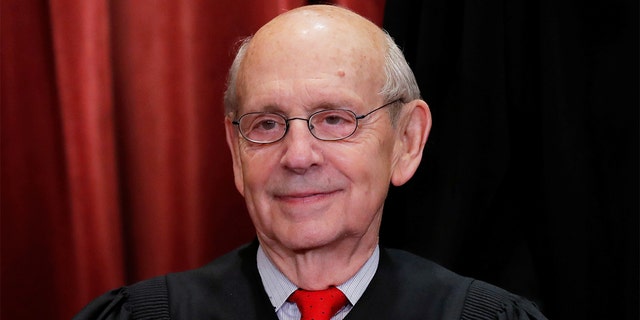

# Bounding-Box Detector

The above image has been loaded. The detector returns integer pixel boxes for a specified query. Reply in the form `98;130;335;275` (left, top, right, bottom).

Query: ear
224;116;245;196
391;99;432;186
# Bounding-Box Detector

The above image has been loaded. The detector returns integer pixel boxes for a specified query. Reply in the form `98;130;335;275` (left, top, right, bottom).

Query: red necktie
288;286;347;320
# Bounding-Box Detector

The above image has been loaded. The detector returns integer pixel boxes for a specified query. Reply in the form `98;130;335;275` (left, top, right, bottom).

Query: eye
241;113;286;136
324;115;345;125
313;110;355;127
255;119;277;130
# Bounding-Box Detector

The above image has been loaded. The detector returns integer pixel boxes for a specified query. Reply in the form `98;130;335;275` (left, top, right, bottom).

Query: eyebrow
310;101;354;112
245;100;357;115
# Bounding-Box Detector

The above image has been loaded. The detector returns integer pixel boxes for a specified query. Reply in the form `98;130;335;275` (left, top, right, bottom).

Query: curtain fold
48;0;125;303
2;2;74;317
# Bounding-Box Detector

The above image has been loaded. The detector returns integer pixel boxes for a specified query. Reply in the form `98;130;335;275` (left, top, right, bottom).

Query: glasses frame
232;99;403;144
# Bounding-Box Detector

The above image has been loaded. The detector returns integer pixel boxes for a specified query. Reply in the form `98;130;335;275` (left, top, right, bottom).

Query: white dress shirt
257;245;380;320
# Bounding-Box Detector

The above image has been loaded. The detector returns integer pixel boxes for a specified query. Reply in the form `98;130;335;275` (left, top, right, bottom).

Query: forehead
236;8;385;111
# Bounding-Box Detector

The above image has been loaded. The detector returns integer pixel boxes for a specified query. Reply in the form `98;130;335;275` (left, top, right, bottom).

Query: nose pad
285;117;315;140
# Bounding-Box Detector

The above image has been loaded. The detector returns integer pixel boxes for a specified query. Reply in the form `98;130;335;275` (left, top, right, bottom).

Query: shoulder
168;241;256;286
380;247;471;289
462;280;549;320
164;241;260;299
73;242;260;320
72;276;170;320
369;248;548;320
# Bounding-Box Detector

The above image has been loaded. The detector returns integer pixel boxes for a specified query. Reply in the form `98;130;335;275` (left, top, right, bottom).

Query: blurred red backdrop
1;1;385;319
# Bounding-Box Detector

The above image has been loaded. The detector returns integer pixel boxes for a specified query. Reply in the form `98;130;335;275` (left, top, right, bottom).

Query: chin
282;226;352;253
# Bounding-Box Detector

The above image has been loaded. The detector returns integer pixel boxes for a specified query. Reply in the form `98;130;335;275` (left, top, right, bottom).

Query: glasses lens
239;113;286;143
309;109;357;140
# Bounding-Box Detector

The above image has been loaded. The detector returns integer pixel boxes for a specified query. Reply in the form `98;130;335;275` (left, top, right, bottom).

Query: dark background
381;1;638;319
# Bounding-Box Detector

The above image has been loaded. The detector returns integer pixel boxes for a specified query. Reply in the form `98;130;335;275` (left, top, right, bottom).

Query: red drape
1;1;384;319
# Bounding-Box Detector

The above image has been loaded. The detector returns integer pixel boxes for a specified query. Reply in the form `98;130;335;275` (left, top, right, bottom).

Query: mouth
274;190;341;203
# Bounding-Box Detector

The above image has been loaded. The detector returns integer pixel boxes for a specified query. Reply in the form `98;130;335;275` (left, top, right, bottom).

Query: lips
274;190;340;203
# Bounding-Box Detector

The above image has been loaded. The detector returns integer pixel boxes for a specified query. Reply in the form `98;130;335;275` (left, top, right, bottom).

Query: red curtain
1;1;384;319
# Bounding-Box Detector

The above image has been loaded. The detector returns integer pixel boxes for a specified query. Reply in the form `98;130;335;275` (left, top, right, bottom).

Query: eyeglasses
232;99;403;144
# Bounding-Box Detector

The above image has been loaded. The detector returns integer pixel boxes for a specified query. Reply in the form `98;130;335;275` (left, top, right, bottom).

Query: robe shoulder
73;276;169;320
463;279;548;320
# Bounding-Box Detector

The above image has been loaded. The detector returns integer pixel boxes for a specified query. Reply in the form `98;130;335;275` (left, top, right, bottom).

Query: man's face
225;14;402;252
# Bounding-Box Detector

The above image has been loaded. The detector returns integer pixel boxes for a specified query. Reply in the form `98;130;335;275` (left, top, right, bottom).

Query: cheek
240;146;276;178
238;151;279;231
238;148;281;209
331;142;394;207
334;134;396;183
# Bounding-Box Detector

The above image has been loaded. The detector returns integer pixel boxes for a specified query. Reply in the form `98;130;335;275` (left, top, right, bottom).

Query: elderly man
76;5;546;320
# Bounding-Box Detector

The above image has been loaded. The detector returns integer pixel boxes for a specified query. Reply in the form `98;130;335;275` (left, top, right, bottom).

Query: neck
259;233;378;291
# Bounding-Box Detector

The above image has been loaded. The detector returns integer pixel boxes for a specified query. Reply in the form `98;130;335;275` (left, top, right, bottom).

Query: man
75;4;547;320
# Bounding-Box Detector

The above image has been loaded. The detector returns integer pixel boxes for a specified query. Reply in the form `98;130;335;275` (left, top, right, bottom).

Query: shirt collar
257;244;380;312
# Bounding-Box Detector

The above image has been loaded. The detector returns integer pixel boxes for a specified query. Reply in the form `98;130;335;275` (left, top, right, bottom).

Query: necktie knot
288;286;347;320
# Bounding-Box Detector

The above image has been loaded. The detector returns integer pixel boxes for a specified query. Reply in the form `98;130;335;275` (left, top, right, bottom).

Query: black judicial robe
74;242;547;320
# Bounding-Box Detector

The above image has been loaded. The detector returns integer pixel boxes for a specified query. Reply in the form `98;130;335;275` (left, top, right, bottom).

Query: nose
279;119;322;173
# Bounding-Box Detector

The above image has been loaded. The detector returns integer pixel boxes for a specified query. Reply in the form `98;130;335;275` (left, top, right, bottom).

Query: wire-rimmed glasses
232;99;403;144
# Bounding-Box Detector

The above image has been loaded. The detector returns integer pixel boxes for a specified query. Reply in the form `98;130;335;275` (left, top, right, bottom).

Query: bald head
224;5;421;117
251;5;385;56
258;5;383;39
